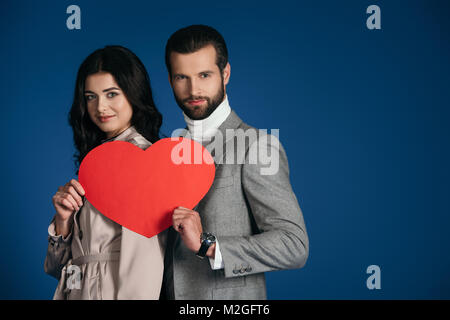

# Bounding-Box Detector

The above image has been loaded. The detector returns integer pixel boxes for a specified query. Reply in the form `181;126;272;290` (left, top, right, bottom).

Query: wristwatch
196;232;216;259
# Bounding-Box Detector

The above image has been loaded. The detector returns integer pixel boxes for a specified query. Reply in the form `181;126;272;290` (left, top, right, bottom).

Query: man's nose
188;78;201;96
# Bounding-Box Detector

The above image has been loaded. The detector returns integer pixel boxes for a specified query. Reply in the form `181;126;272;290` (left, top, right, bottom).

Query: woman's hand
52;179;85;237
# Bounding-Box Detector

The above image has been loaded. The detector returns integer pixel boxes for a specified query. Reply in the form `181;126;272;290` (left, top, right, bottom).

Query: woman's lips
99;115;115;122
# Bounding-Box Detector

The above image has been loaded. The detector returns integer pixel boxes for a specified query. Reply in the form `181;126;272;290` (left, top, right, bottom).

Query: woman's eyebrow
103;87;121;92
84;87;120;94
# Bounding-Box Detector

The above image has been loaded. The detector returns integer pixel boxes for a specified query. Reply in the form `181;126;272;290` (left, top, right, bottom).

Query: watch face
202;233;216;243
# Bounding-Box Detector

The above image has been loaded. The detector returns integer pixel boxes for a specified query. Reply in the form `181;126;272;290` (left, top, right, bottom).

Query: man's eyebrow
172;71;215;78
84;87;121;94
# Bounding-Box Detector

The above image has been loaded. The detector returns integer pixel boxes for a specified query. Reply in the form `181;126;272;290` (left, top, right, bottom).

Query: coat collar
101;126;138;144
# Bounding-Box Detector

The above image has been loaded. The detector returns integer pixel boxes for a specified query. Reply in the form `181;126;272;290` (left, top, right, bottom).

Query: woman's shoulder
129;135;151;150
126;128;152;150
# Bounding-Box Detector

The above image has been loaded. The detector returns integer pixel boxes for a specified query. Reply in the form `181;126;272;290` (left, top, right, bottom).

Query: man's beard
174;85;225;120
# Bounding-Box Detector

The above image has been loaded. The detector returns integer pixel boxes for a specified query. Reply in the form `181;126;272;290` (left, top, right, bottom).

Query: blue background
1;0;449;299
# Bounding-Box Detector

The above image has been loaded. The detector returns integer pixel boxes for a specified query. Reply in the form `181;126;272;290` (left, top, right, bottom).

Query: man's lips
187;99;206;106
99;115;115;122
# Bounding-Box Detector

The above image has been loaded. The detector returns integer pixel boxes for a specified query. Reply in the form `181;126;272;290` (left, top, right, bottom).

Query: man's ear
223;62;231;86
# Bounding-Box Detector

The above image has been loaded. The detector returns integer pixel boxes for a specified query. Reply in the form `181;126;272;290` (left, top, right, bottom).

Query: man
162;24;309;299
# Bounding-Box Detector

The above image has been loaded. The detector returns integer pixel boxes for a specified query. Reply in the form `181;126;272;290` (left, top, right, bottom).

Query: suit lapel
178;109;243;169
182;110;242;212
204;110;243;168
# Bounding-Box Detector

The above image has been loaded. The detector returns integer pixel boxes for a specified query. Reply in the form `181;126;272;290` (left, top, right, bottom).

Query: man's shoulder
223;112;283;172
233;117;280;149
228;111;262;140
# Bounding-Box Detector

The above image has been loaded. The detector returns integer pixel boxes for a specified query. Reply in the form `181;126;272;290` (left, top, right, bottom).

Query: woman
44;45;166;299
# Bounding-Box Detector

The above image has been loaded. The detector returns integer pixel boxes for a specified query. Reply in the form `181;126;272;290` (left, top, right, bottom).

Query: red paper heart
78;137;215;238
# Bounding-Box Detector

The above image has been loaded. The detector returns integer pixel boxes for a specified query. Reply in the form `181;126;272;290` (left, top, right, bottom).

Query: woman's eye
85;95;95;101
107;92;118;98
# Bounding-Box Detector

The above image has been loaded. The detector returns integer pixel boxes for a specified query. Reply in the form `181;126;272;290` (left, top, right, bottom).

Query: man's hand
172;206;215;257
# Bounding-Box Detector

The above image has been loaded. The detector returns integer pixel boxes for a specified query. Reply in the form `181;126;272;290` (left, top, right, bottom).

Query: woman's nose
96;96;108;113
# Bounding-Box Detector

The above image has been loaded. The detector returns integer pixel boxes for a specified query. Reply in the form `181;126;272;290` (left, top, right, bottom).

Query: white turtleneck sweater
183;95;231;270
184;95;231;143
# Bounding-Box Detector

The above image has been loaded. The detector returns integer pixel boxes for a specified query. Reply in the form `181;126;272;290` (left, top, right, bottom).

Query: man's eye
200;73;210;78
175;75;186;80
107;92;118;98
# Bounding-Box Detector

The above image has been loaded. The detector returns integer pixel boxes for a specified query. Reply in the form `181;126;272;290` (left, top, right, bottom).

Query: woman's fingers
70;179;85;197
61;192;79;211
52;179;85;219
59;179;84;208
66;185;83;207
60;197;75;211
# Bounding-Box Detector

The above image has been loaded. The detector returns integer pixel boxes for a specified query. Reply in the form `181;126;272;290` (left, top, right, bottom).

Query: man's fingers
172;218;184;233
173;207;190;215
172;210;191;220
173;208;199;217
173;211;192;232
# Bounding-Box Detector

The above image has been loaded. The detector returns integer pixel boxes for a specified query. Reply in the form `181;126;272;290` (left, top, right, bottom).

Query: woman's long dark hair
69;45;162;173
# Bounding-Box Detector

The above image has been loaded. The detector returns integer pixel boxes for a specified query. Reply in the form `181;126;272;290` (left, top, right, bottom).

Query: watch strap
196;241;210;258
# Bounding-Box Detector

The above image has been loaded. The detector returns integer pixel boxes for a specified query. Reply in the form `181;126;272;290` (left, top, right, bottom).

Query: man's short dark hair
165;25;228;77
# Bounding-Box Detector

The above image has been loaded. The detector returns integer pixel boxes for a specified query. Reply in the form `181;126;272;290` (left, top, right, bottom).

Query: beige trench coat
44;126;166;299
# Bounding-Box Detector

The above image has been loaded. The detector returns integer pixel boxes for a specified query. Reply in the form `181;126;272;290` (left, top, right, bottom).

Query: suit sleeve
44;215;73;279
218;134;309;278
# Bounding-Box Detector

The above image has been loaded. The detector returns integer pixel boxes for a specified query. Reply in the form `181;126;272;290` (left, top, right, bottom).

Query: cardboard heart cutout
78;137;215;238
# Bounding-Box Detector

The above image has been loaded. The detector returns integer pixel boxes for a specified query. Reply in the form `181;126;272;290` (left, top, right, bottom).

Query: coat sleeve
218;134;309;278
44;216;73;280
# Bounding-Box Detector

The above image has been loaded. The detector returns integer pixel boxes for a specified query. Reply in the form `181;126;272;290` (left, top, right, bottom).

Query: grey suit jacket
162;110;309;300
